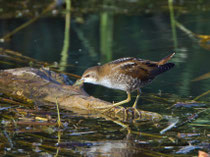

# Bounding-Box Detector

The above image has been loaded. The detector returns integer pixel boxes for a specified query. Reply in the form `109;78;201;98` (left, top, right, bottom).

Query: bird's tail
150;63;175;76
157;52;175;66
150;53;175;76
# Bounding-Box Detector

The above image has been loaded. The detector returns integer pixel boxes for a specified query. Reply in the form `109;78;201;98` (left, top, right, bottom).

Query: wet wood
0;67;162;122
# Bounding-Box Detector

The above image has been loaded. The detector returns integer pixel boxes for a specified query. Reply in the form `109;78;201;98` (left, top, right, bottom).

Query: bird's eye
85;74;90;78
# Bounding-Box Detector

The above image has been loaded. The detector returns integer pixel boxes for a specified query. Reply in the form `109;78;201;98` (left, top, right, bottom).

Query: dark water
1;14;210;98
0;3;210;156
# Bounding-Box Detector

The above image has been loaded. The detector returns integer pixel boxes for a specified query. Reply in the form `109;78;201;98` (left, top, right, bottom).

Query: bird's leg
99;92;131;110
127;89;141;119
111;92;131;108
132;89;141;109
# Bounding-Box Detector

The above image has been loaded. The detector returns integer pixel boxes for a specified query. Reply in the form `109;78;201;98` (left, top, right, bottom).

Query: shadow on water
0;0;210;156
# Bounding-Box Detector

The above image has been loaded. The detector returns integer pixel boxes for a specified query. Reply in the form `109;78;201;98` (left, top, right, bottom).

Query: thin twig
55;97;62;128
193;90;210;101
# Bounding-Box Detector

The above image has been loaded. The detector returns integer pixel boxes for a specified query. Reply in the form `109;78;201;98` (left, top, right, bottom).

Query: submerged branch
0;1;58;42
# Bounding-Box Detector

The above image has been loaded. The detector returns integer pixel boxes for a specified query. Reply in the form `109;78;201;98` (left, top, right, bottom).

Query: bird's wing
108;54;175;80
109;58;158;81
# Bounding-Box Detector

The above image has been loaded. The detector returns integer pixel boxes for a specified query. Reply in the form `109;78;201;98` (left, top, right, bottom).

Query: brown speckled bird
77;53;175;110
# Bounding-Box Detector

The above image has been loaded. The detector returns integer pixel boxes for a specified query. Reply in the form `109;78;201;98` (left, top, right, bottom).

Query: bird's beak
73;78;84;87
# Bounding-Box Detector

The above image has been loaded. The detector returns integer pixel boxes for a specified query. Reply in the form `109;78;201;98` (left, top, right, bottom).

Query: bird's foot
125;107;141;120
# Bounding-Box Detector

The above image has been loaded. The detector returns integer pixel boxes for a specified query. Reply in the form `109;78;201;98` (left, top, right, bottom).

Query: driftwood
0;67;162;123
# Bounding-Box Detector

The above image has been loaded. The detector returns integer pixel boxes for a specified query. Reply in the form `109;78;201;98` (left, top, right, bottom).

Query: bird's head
75;66;100;86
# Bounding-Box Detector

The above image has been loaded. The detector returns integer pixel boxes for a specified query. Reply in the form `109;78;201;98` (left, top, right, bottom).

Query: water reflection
1;12;210;97
83;140;156;157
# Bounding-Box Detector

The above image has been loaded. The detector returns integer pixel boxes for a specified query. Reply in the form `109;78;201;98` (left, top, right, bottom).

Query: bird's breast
98;73;144;92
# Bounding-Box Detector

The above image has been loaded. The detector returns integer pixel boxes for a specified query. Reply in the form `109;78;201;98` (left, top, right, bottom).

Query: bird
76;53;175;111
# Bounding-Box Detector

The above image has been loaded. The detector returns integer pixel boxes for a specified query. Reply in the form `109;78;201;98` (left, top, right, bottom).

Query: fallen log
0;67;162;123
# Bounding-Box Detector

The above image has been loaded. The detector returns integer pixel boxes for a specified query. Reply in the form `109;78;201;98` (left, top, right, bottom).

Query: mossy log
0;67;162;122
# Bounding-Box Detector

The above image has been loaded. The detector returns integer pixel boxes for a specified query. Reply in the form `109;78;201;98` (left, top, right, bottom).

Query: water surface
0;1;210;156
